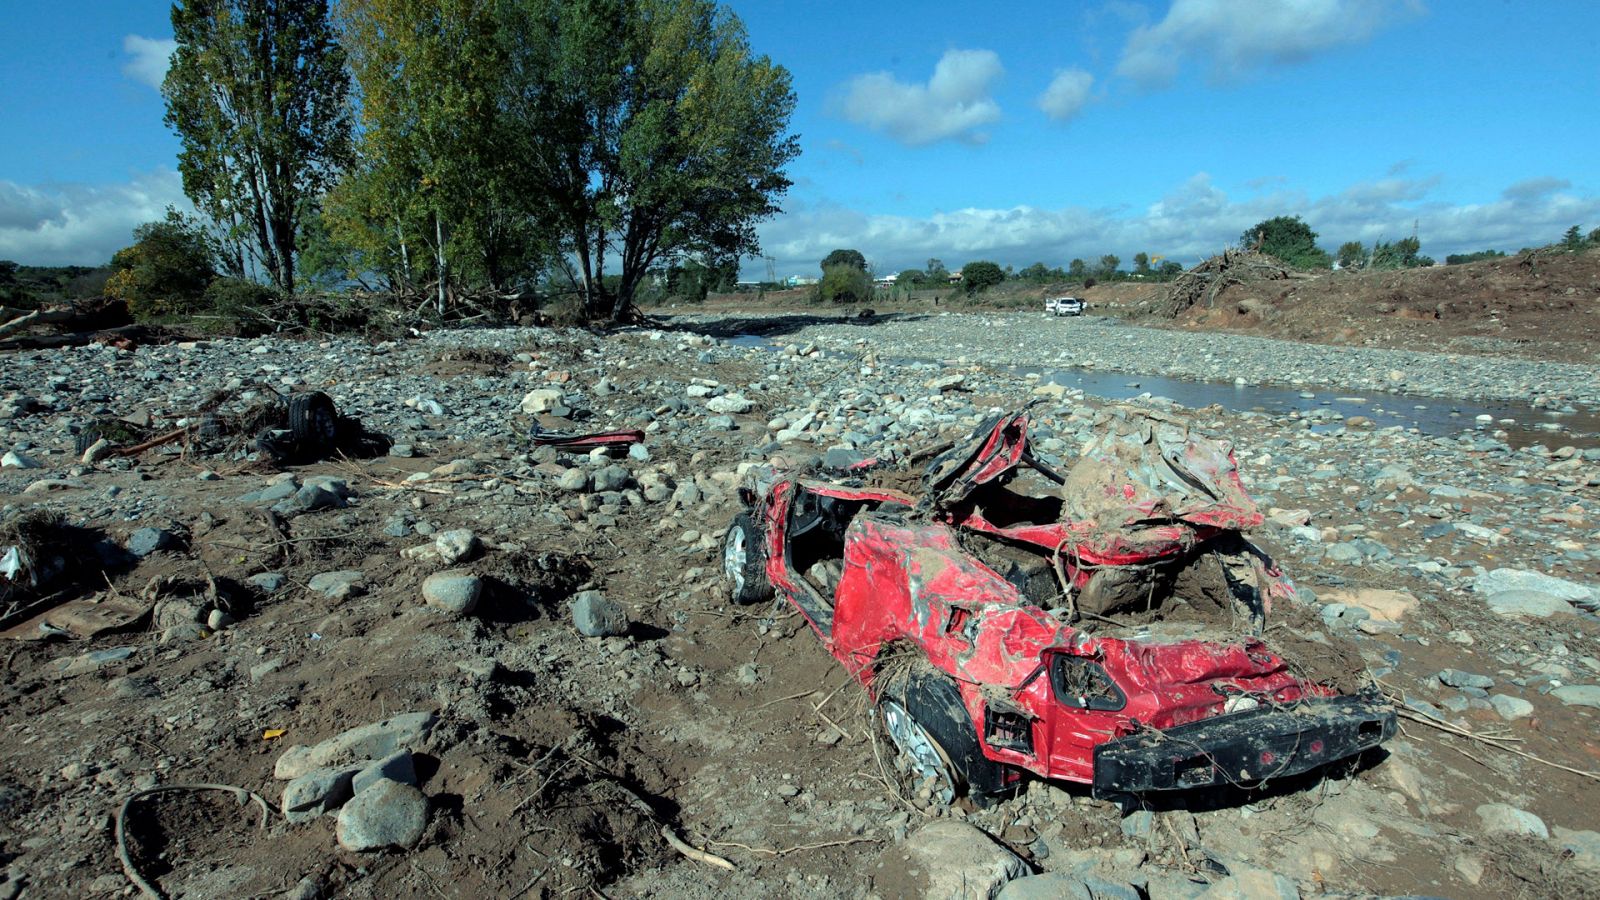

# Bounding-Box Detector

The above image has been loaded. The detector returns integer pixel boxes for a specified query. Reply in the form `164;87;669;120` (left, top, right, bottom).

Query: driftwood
0;323;175;352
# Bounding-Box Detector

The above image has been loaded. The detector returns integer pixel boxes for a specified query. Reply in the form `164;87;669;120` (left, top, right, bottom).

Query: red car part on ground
724;407;1394;800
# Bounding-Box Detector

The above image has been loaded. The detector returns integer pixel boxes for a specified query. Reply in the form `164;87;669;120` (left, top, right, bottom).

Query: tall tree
820;249;867;271
335;0;549;309
507;0;799;320
164;0;353;295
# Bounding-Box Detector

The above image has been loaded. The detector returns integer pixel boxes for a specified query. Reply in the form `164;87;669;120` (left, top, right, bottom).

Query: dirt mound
1152;247;1600;363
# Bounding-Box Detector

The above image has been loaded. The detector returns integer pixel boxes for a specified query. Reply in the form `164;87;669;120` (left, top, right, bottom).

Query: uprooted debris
1150;248;1305;318
73;388;390;465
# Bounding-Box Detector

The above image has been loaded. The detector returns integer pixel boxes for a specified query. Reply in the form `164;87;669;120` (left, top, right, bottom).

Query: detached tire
722;512;773;605
286;392;338;459
881;669;1009;804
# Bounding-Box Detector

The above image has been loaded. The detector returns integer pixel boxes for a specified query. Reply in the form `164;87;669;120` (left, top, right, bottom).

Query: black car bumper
1092;695;1396;794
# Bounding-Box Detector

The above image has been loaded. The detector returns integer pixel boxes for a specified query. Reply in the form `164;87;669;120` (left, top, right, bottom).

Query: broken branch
115;783;273;899
661;826;737;871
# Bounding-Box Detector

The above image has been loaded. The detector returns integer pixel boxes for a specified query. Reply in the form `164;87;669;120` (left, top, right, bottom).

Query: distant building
785;275;818;287
873;273;898;286
948;269;963;283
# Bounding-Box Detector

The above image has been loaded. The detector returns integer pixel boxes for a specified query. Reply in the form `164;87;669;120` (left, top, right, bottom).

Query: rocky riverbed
681;310;1600;410
0;316;1597;899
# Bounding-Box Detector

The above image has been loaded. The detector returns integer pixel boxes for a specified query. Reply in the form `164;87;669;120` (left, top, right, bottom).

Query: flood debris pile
73;387;390;466
1148;249;1300;319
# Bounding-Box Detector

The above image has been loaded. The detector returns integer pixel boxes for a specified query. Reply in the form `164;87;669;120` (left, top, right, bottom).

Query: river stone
336;778;427;851
1485;590;1575;618
421;571;482;615
351;751;418;795
1319;587;1416;622
883;820;1027;900
1550;684;1600;708
592;465;631;492
274;711;438;780
520;389;564;414
1438;669;1494;690
1474;568;1596;610
571;591;626;637
1488;694;1535;720
126;527;177;558
434;529;480;564
1;450;41;469
706;393;753;414
1476;803;1548;839
281;767;357;822
307;570;365;600
1553;828;1600;872
556;468;589;491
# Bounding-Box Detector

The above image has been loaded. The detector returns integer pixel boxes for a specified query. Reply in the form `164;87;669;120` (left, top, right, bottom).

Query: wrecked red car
723;407;1394;801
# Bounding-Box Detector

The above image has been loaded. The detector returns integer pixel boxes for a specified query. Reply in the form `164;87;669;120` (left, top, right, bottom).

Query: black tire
882;669;1010;803
722;512;773;605
287;392;339;458
73;424;104;456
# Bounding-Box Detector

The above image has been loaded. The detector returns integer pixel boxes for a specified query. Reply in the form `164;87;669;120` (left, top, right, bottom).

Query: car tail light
1050;654;1126;712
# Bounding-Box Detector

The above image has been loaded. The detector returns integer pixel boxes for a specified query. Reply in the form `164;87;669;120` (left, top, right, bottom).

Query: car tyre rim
881;699;958;805
723;524;747;599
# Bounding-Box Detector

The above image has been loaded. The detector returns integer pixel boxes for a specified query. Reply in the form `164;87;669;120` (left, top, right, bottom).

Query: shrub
105;211;218;321
961;260;1004;295
816;264;871;303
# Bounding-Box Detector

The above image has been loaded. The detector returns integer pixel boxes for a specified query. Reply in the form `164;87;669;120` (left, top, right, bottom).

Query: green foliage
661;257;738;302
820;249;867;271
105;210;222;320
335;0;797;320
1132;252;1150;275
1067;259;1086;279
960;260;1003;295
1558;224;1600;252
1336;241;1368;270
1369;236;1433;270
165;0;353;293
0;261;111;309
896;268;927;286
1241;216;1332;270
1017;261;1067;283
926;258;948;280
816;264;871;303
200;277;280;333
1157;261;1183;278
1097;254;1120;277
1444;249;1506;265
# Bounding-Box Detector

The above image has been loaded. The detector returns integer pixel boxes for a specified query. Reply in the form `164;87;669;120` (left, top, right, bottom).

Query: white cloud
123;35;178;90
835;49;1004;146
1117;0;1421;87
0;170;191;266
1037;69;1095;122
756;172;1600;276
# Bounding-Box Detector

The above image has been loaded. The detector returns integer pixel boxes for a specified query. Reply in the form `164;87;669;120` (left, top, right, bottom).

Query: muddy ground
0;319;1596;899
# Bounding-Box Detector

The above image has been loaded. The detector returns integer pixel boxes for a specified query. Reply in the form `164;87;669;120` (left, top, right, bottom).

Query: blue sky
3;1;1598;278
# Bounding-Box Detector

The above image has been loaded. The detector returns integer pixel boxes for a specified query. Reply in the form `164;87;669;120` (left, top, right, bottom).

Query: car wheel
287;392;339;458
881;670;1009;805
722;513;773;605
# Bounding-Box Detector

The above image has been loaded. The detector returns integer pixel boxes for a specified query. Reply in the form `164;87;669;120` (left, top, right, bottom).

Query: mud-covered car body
731;409;1393;797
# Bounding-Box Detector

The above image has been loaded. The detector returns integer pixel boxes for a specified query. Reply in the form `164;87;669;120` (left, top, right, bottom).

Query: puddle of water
727;334;1600;449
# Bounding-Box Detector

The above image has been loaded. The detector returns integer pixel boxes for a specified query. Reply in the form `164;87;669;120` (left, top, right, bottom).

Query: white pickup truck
1045;296;1085;316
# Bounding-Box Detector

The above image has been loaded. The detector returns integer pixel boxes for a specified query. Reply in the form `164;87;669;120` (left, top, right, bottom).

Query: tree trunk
434;214;447;316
